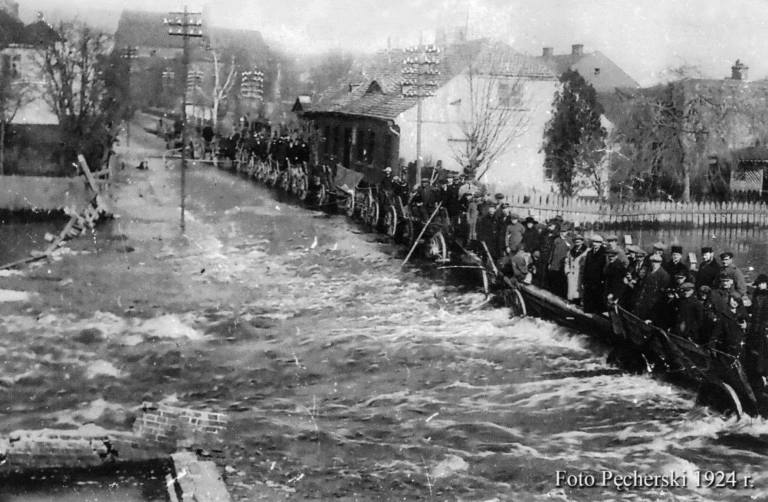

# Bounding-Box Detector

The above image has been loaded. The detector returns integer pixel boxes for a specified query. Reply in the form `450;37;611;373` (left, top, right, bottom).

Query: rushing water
3;160;768;500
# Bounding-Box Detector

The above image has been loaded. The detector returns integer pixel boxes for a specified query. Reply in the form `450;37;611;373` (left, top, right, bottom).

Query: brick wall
133;402;228;448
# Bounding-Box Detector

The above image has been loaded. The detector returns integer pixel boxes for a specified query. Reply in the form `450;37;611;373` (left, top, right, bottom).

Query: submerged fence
504;192;768;228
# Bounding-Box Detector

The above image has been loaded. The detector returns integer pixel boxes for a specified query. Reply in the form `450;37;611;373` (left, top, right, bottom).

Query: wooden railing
504;192;768;228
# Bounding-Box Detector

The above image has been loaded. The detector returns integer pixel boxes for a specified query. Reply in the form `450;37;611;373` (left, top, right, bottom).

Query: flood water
3;160;768;500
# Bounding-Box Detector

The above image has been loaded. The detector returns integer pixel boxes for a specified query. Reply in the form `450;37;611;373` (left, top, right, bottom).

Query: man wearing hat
582;234;607;313
565;233;589;303
503;212;525;257
663;245;689;280
672;282;704;342
604;247;628;307
720;252;747;296
476;204;499;256
695;246;720;290
633;252;670;321
547;222;572;298
381;167;394;191
710;272;736;315
605;234;629;267
521;216;540;254
625;244;647;278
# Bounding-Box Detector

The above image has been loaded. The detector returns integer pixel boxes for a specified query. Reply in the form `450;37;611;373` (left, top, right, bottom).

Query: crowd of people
486;213;767;387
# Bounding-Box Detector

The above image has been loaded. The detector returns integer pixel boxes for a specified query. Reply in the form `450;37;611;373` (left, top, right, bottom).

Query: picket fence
503;192;768;228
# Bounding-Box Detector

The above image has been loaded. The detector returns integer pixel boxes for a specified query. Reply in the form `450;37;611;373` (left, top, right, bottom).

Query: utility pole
120;46;138;147
401;43;440;185
165;7;203;232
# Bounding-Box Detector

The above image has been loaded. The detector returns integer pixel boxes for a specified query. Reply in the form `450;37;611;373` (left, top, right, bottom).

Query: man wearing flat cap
565;233;589;303
695;246;720;290
720;251;747;296
663;245;690;280
673;282;704;342
503;212;524;256
547;222;571;298
581;234;607;313
633;252;670;321
710;272;736;315
605;234;629;267
604;248;628;307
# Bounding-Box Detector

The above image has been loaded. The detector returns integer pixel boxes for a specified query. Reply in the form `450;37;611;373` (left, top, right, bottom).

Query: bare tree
211;50;237;132
450;49;531;181
0;69;35;174
37;22;117;167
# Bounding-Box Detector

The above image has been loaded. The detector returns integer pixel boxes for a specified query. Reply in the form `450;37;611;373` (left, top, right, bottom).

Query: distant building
298;38;560;192
536;44;639;93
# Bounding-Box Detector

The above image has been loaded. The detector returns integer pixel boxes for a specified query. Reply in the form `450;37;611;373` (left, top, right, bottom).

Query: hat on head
488;204;498;211
755;274;768;286
730;291;743;301
674;270;688;277
721;252;734;259
627;245;645;255
701;246;713;254
681;282;695;291
591;234;604;243
606;248;619;256
560;221;573;232
698;285;712;294
573;234;585;242
605;233;618;241
494;193;505;200
510;213;520;220
671;245;683;254
719;271;733;280
653;242;666;251
383;166;392;173
649;254;663;262
553;214;564;222
524;216;537;225
501;202;511;208
421;177;429;182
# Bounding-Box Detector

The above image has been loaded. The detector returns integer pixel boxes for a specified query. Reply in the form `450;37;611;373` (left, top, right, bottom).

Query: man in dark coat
747;274;768;388
581;234;607;314
710;273;736;315
695;246;720;290
521;216;540;255
604;248;628;307
547;224;571;298
477;204;499;258
633;253;670;321
720;252;747;296
504;213;525;253
673;282;704;343
710;293;748;361
605;234;629;267
663;245;690;280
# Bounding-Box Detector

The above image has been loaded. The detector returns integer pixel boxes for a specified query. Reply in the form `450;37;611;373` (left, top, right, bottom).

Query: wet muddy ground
2;124;768;501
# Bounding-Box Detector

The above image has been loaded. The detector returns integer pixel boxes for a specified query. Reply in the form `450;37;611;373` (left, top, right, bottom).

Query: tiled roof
536;51;639;91
115;10;267;54
308;39;555;121
23;20;59;47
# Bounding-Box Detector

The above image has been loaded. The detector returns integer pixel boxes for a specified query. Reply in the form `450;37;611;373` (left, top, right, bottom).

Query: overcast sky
17;0;768;86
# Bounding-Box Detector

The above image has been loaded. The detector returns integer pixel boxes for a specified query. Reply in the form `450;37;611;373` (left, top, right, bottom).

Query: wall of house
303;114;400;180
2;124;66;176
395;72;558;192
2;47;58;125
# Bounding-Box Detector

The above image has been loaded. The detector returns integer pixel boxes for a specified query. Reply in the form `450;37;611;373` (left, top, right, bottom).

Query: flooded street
2;130;768;500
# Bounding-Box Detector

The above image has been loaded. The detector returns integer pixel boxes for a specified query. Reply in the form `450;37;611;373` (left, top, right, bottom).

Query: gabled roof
292;95;312;112
24;19;59;47
307;39;556;121
115;11;184;49
537;50;639;92
115;10;266;54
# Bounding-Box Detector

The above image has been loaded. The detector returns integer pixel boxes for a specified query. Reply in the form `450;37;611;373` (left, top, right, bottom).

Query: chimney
542;47;553;58
571;44;584;56
731;59;749;81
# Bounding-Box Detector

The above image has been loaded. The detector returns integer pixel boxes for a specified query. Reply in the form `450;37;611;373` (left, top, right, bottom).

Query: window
356;129;366;162
544;166;553;181
594;68;601;76
497;82;522;108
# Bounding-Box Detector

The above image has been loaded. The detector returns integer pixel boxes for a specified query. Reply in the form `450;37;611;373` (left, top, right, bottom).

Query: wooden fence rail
503;192;768;228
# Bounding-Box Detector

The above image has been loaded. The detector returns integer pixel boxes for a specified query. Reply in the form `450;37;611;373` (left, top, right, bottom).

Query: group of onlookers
488;214;767;388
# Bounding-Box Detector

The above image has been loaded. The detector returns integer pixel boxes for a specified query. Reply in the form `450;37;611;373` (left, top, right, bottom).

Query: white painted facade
1;46;57;125
393;70;558;193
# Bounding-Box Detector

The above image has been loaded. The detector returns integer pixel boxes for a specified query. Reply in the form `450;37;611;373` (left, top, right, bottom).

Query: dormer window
366;81;383;94
594;68;600;76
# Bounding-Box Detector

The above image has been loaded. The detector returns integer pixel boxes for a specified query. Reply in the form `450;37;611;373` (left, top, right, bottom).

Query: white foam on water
0;289;32;302
136;313;206;341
